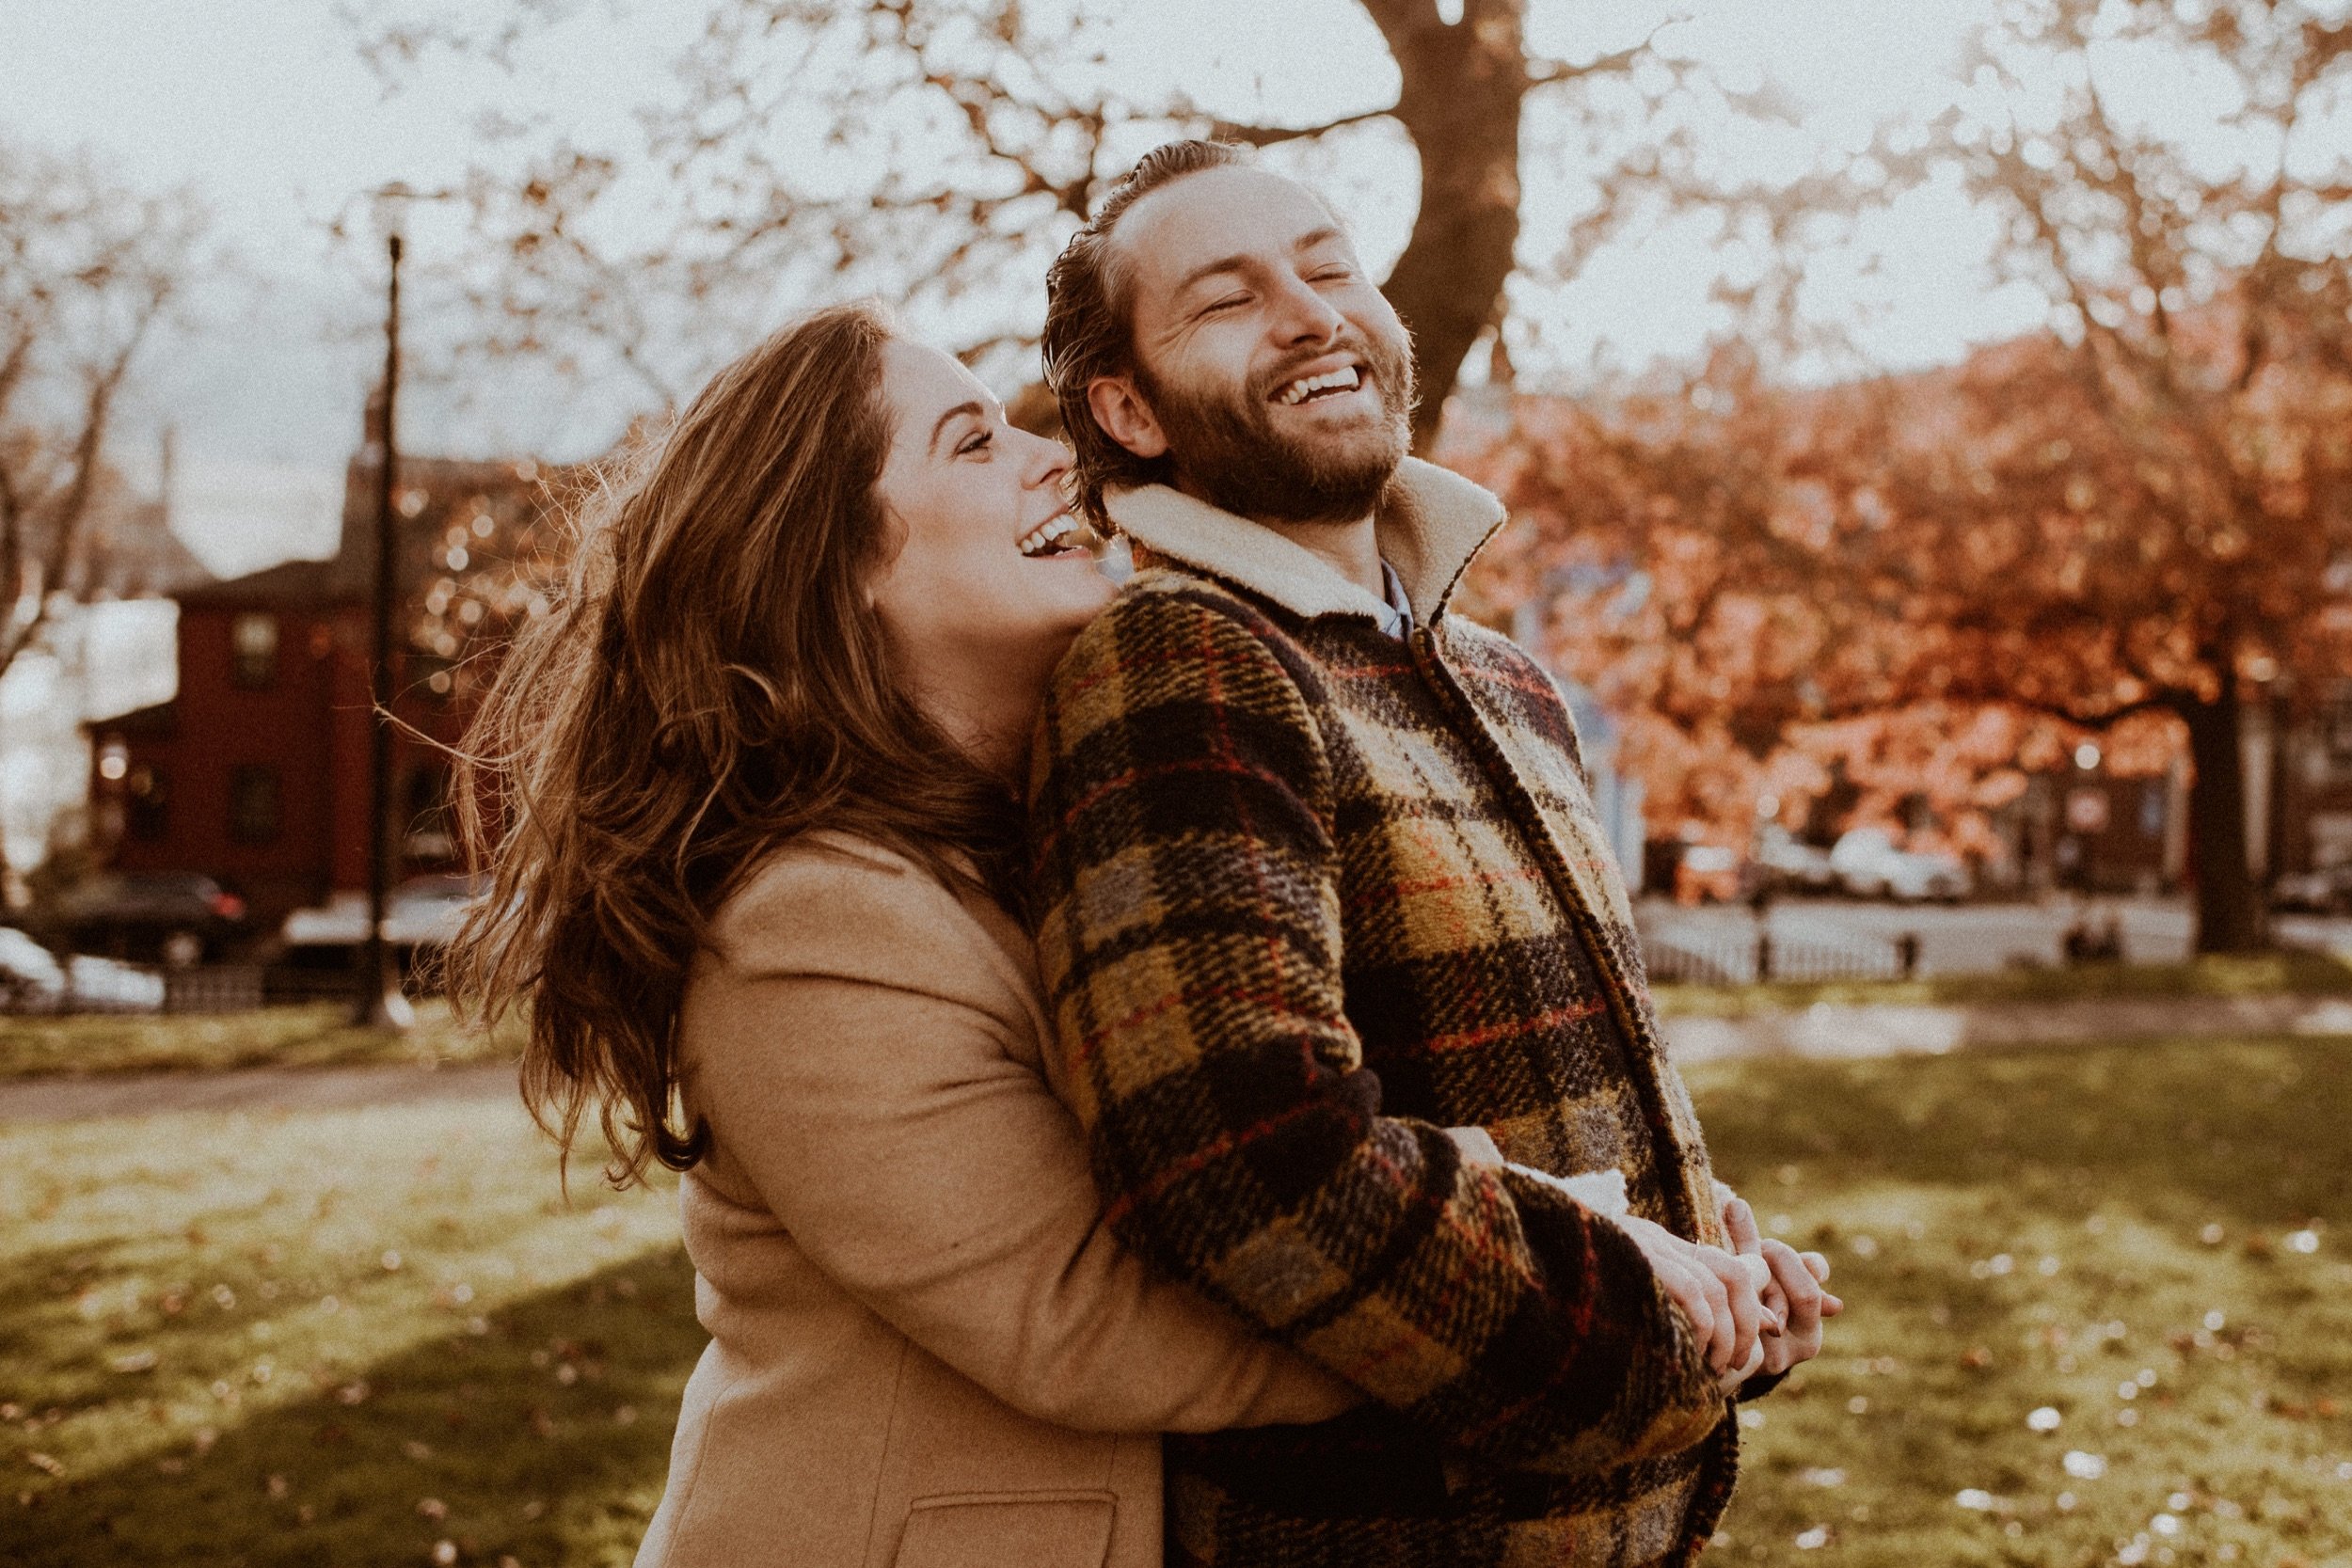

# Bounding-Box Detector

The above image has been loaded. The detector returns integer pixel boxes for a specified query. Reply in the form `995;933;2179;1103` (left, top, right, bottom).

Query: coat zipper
1408;622;1709;1243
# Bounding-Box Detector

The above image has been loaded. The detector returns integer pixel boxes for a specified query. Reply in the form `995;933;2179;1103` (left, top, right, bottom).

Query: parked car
0;927;66;1010
51;872;249;966
0;927;167;1014
2273;866;2352;914
1752;826;1839;895
1671;844;1743;906
279;874;485;962
1828;829;1968;903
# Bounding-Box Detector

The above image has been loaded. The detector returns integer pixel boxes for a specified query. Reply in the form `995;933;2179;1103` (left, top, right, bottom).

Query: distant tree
1451;355;2181;868
0;139;202;684
1919;0;2352;949
1466;0;2352;951
357;0;1736;446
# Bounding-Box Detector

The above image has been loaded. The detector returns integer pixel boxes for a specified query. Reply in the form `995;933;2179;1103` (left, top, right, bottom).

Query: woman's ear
1086;374;1169;461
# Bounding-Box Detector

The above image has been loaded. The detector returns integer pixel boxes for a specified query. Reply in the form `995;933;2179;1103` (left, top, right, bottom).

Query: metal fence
1641;926;1922;987
0;963;369;1018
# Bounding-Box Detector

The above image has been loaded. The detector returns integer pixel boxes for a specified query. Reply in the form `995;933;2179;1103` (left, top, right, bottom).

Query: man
1027;140;1836;1567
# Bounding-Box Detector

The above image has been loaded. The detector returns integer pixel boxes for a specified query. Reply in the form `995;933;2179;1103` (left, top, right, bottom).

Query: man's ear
1086;374;1168;461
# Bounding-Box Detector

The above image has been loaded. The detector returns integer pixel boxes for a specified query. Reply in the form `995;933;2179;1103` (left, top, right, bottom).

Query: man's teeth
1017;514;1082;558
1277;366;1362;405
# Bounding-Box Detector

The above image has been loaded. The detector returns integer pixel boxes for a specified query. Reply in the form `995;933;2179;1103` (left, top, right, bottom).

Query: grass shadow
2;1246;703;1568
1692;1034;2352;1231
0;1238;145;1370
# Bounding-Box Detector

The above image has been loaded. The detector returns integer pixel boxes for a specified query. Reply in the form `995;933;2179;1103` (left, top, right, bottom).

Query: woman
445;302;1358;1568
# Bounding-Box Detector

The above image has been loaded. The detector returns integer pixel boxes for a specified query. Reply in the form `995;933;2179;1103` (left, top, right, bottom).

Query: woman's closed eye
955;427;994;458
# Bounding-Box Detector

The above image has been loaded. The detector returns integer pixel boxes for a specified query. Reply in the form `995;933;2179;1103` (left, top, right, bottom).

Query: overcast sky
4;0;2050;577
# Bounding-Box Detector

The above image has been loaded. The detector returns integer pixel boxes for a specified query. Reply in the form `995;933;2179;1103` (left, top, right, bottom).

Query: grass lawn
3;1035;2348;1566
0;1001;520;1081
0;1100;689;1567
1690;1036;2352;1566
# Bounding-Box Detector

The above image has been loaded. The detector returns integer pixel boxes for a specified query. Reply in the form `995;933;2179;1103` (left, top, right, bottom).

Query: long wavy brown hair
444;301;1023;1188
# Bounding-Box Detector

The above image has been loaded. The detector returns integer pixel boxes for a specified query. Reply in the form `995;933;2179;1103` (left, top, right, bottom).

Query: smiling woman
865;338;1116;785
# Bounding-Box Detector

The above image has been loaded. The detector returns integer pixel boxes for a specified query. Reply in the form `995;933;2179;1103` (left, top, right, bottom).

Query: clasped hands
1444;1129;1840;1391
1614;1184;1843;1390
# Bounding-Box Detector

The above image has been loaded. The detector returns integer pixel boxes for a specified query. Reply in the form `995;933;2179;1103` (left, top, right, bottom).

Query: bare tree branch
1210;106;1396;148
0;138;201;687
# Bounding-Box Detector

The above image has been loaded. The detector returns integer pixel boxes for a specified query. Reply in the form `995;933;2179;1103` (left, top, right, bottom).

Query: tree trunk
2179;685;2266;954
1364;0;1529;451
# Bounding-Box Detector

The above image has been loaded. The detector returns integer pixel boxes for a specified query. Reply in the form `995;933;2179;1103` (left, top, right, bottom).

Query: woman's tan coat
633;834;1358;1568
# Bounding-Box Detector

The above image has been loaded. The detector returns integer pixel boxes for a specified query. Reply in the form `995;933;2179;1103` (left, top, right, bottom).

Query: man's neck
1238;511;1384;600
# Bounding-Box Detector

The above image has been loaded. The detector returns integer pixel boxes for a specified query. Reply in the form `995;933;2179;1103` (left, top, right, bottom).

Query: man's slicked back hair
1041;138;1251;527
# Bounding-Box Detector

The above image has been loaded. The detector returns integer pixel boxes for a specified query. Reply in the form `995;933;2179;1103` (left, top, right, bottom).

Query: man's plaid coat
1027;459;1747;1568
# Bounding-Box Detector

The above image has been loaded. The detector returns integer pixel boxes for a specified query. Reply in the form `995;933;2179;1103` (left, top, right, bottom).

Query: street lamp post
355;183;453;1029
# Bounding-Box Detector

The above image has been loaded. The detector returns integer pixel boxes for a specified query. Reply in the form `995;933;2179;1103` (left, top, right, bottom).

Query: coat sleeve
682;847;1361;1435
1025;589;1726;1476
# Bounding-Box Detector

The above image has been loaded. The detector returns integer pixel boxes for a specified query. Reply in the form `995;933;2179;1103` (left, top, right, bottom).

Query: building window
228;765;282;845
403;764;454;861
2328;687;2352;759
231;613;279;689
127;764;168;843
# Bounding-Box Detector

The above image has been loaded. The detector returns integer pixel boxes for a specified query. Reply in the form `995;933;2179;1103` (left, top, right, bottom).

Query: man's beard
1137;327;1417;527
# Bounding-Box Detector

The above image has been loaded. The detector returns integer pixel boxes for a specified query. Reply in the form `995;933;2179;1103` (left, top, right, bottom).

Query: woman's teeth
1017;514;1082;558
1277;366;1362;405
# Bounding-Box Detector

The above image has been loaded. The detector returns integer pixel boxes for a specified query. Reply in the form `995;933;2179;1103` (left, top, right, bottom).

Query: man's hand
1718;1183;1843;1379
1613;1212;1773;1386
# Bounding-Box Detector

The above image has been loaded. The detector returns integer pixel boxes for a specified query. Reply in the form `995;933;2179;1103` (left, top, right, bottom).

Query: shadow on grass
0;1239;141;1370
2;1246;703;1568
1692;1034;2352;1229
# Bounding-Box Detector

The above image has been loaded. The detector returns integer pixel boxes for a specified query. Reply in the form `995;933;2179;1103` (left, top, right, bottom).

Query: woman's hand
1611;1211;1774;1386
1717;1183;1842;1380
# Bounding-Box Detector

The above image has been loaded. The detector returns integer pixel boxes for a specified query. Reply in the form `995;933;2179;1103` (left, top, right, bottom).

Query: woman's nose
1018;429;1073;492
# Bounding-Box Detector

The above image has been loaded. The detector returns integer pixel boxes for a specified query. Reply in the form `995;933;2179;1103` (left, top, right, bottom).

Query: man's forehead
1116;166;1343;292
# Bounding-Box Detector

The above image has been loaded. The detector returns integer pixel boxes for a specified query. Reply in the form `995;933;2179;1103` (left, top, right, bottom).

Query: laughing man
1025;140;1837;1568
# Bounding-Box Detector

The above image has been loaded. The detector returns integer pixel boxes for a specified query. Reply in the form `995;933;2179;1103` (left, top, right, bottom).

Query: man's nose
1265;272;1345;345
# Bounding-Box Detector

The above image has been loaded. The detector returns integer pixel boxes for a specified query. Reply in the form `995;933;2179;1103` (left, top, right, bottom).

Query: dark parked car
51;872;249;966
2273;866;2352;914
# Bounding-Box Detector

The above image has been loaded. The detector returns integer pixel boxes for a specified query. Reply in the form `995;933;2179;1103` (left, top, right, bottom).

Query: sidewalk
6;991;2350;1125
0;1058;518;1125
1661;990;2352;1062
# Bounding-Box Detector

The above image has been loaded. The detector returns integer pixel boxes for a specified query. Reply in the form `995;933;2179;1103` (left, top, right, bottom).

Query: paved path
0;1059;518;1125
1661;990;2352;1063
7;990;2350;1125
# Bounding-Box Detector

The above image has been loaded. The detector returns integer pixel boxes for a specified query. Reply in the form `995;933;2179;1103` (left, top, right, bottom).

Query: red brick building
90;446;563;931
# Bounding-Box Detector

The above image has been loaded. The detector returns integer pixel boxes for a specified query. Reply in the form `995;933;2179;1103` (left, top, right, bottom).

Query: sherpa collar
1104;456;1507;628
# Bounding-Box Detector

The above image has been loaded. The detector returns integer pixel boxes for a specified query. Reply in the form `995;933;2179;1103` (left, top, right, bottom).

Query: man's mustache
1252;332;1404;403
